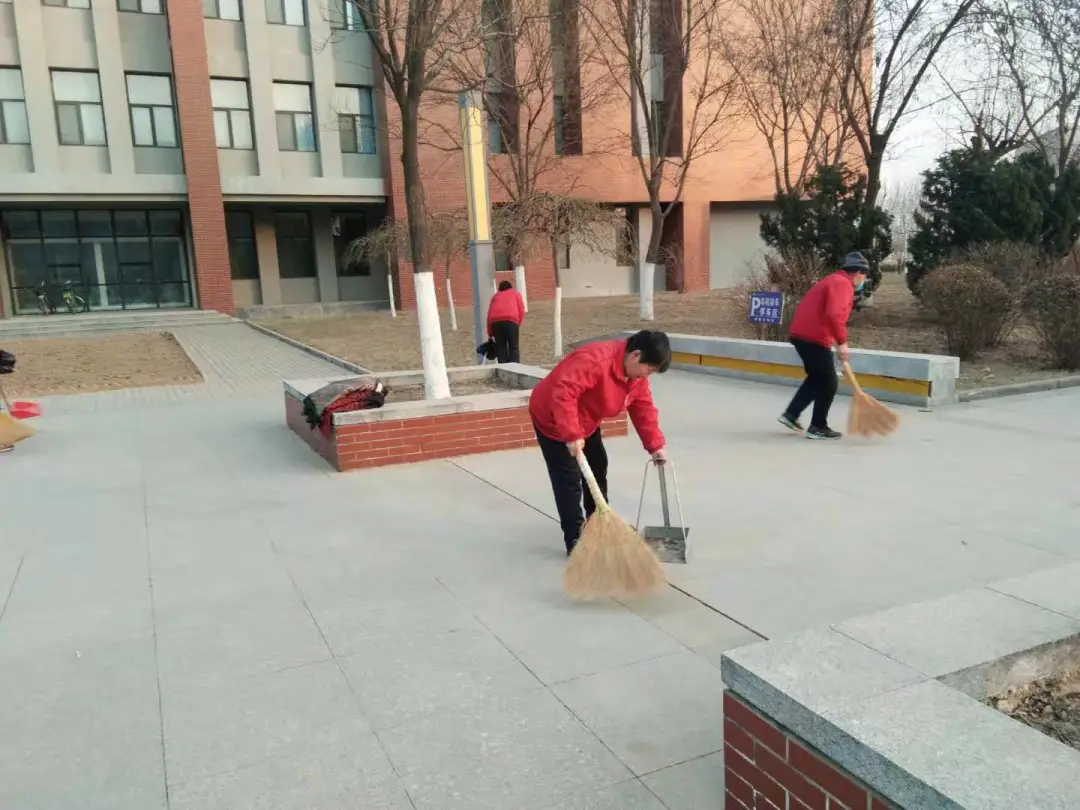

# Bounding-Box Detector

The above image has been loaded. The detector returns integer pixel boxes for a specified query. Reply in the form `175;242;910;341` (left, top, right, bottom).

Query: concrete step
0;310;237;340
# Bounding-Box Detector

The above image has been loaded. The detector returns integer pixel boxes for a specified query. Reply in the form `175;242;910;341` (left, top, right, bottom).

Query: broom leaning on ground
842;362;900;438
564;452;667;601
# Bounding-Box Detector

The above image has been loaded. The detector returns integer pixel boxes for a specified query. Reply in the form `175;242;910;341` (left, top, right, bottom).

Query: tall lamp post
458;91;497;362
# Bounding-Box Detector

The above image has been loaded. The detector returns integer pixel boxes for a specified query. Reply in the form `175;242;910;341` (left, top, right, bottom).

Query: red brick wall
724;693;898;810
286;394;628;471
168;0;234;315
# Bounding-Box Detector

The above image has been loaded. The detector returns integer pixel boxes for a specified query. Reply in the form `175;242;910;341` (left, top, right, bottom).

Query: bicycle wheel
37;298;48;316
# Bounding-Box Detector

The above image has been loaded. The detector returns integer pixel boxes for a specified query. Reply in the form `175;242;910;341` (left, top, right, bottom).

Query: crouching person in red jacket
779;252;869;440
529;330;670;555
487;281;526;363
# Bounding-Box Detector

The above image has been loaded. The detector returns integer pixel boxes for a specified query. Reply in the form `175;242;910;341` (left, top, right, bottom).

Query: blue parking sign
748;291;784;325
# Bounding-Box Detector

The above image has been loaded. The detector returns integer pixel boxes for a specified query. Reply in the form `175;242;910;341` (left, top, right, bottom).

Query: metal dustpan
636;459;689;564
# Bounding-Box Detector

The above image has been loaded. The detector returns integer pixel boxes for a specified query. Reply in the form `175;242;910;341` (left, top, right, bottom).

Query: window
558;239;570;269
125;74;177;147
331;0;362;29
203;0;241;18
226;212;259;280
118;0;163;12
265;0;304;26
336;86;376;155
485;91;517;155
334;213;371;276
42;0;91;7
554;95;565;156
650;98;665;153
273;82;316;152
0;69;30;145
210;79;253;150
615;207;634;266
51;70;106;146
275;212;315;279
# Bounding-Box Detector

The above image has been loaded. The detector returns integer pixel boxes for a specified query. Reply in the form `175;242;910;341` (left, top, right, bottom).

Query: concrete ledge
720;581;1080;810
245;321;372;375
284;364;628;470
239;300;389;320
576;332;960;408
958;374;1080;402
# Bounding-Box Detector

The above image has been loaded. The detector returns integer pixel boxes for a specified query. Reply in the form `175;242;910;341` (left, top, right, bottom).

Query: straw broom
842;361;900;438
564;452;667;601
0;383;34;447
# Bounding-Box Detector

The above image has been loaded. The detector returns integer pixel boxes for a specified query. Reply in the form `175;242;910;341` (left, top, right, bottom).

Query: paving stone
641;752;725;810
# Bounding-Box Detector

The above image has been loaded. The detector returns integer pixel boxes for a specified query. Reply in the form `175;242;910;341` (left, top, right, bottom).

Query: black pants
491;321;520;363
534;425;608;551
785;338;838;429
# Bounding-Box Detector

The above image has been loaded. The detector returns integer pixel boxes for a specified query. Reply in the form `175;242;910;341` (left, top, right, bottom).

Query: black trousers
491;321;520;363
785;338;839;429
534;424;608;551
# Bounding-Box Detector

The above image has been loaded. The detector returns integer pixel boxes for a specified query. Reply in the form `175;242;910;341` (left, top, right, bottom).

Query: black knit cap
841;251;870;272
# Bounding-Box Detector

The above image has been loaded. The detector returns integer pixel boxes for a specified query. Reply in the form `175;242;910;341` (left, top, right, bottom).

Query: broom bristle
564;507;666;601
847;391;900;437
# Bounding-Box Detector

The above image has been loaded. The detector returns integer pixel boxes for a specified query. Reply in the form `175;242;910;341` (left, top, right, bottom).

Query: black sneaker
806;427;842;440
778;414;804;433
565;540;577;557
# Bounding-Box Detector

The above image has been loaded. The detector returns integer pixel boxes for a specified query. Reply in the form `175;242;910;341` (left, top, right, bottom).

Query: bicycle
62;283;89;314
35;282;56;316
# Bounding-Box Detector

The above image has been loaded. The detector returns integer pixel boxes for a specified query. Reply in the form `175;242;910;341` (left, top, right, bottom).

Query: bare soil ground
988;668;1080;751
264;275;1071;391
387;377;518;403
1;332;203;397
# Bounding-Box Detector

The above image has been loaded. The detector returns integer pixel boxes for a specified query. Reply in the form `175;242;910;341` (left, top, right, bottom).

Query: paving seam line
241;320;372;376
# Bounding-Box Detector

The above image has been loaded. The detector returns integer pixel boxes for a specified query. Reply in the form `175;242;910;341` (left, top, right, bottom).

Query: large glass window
43;0;91;7
203;0;241;18
126;74;178;147
275;212;315;279
335;86;376;155
334;213;371;276
265;0;304;26
118;0;163;12
1;209;192;314
210;79;254;150
51;70;106;146
273;82;316;152
0;68;30;145
226;212;259;280
331;0;361;29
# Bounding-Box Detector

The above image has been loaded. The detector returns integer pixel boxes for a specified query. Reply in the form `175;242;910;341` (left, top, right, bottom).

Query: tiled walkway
35;323;346;415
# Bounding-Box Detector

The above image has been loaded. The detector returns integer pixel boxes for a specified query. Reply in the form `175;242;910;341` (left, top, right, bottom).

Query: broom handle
575;452;609;510
841;361;864;395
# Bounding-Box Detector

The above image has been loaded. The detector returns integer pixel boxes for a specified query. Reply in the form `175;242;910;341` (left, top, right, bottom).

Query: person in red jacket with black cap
529;330;670;555
779;252;870;440
487;281;526;363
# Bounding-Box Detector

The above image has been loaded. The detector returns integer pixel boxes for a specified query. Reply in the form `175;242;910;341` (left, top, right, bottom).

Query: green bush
919;265;1011;360
953;242;1052;346
1026;274;1080;370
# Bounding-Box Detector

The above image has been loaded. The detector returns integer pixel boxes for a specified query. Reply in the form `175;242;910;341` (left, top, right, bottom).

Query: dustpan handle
841;360;863;395
575;452;609;511
657;464;672;528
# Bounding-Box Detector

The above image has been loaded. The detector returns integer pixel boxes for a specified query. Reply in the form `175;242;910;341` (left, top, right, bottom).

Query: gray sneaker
806;427;842;440
778;414;804;433
0;445;13;453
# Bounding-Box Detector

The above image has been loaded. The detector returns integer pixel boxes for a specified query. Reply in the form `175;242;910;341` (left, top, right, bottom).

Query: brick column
167;0;234;315
680;199;711;293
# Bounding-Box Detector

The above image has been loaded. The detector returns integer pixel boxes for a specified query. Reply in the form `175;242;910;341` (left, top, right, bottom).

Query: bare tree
828;0;981;211
935;56;1030;159
351;0;487;397
880;177;922;265
582;0;741;320
985;0;1080;174
727;0;853;195
496;194;631;357
427;210;470;331
345;217;411;318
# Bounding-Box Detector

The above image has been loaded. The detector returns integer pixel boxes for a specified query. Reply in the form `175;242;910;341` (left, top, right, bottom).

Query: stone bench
720;570;1080;810
284;364;628;471
579;332;960;408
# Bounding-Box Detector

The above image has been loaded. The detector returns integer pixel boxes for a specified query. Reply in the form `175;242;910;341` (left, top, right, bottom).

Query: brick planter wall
286;394;629;471
724;693;897;810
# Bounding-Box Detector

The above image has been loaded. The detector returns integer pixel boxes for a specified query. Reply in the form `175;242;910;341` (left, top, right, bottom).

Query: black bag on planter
477;339;497;361
0;350;14;375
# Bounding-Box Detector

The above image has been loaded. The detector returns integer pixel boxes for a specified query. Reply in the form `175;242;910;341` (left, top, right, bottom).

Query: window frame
42;0;92;7
273;82;316;153
51;69;107;147
125;73;178;148
203;0;242;19
265;0;306;27
0;67;29;146
336;85;376;155
225;210;260;281
117;0;164;13
274;211;316;279
210;78;254;150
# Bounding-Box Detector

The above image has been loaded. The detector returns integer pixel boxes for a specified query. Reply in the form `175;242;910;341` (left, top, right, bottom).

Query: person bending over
486;281;525;363
529;330;670;555
779;251;869;440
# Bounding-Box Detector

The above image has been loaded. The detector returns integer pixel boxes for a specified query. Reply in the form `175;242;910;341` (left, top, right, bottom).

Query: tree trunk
551;240;563;359
639;202;665;321
400;104;450;399
387;271;397;318
514;265;528;311
446;276;458;331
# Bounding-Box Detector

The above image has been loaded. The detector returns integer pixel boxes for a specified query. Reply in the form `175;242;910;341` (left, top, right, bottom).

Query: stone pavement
1;362;1077;809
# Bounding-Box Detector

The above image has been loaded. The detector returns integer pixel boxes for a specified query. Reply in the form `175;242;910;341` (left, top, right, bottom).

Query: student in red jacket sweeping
487;281;526;363
529;330;670;555
779;252;869;440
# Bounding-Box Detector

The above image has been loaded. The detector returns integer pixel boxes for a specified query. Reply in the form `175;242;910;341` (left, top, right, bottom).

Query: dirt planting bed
988;668;1080;751
263;275;1072;391
384;377;520;403
1;332;203;397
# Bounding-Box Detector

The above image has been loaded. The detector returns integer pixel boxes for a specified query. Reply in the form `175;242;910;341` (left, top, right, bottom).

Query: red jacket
788;271;855;348
529;339;665;453
486;289;525;335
